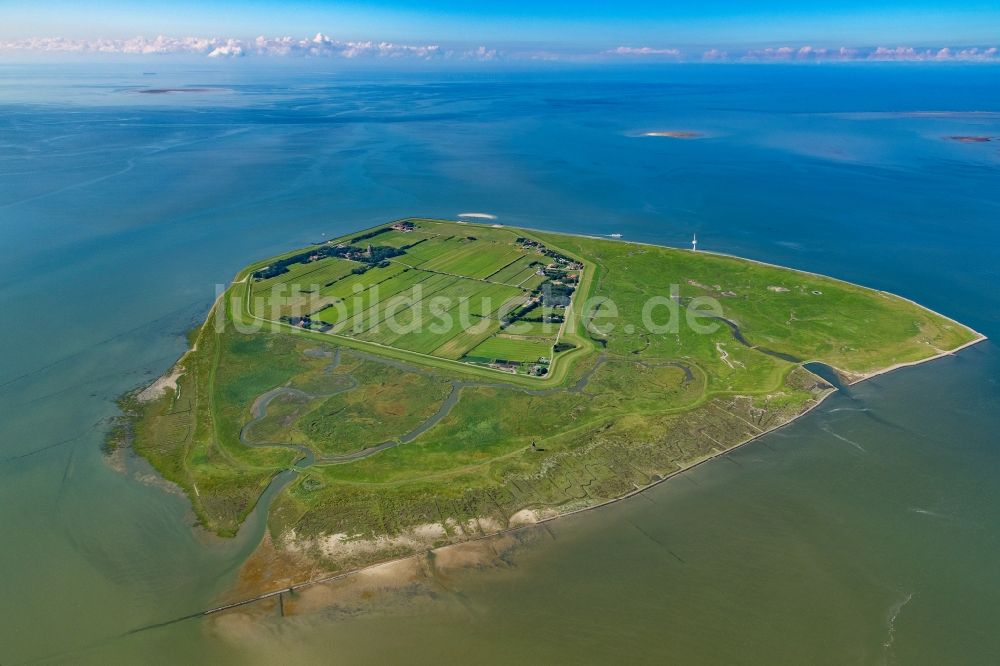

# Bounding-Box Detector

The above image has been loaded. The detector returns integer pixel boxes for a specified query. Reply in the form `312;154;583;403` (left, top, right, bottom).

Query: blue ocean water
0;62;998;663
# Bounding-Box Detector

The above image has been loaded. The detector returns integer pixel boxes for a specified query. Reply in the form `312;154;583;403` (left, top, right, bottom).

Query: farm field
117;217;984;591
486;254;543;283
466;335;553;363
503;319;561;337
247;219;582;375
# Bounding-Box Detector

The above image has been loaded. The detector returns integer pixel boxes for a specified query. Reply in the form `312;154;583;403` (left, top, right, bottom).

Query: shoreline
843;332;987;386
199;336;976;619
456;212;497;220
115;219;988;623
695;248;989;384
200;376;839;619
511;221;988;373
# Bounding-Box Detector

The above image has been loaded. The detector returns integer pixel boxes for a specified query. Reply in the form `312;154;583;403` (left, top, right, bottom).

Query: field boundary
237;218;599;388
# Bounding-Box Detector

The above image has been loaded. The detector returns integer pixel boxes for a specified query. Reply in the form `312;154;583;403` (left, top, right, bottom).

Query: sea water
1;62;998;664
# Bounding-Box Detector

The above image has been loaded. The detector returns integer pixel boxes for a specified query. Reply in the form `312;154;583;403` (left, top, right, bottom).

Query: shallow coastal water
1;63;998;664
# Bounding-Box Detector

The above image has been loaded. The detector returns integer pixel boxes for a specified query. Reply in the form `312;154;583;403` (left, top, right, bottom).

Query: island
945;135;992;143
642;130;705;139
110;218;984;593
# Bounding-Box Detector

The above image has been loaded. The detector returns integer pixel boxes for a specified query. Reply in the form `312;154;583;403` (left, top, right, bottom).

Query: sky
1;0;998;61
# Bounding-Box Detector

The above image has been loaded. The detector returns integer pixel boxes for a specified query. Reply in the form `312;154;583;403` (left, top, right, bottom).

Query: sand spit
133;283;226;404
136;364;184;402
285;523;449;562
208;524;544;645
508;508;557;526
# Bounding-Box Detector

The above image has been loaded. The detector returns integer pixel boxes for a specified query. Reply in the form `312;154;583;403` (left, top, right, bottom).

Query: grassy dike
110;219;983;569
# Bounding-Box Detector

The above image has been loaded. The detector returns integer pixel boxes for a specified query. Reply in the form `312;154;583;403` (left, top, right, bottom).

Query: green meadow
117;219;981;572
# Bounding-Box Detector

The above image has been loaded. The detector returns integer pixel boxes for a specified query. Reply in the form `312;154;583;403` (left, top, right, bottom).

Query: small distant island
134;87;227;94
643;130;704;139
110;218;984;594
945;135;992;143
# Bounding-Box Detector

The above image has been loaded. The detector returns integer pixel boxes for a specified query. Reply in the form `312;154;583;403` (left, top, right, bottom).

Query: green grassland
116;218;982;573
248;220;569;375
466;335;553;363
502;319;561;337
540;231;977;376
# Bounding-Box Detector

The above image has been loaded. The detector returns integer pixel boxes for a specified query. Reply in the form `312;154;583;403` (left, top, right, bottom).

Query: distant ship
608;233;623;238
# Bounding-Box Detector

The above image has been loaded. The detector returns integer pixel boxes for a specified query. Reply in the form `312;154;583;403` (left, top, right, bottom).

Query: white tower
691;233;698;252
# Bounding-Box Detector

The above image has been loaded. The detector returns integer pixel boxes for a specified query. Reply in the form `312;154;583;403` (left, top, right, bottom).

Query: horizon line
2;34;999;64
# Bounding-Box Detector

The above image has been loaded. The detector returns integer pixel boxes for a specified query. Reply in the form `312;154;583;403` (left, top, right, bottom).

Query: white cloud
0;35;997;64
0;34;460;60
865;45;1000;61
464;46;499;61
609;46;681;57
739;44;1000;62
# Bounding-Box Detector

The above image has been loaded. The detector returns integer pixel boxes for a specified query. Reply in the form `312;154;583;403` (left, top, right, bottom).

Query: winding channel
232;345;633;536
239;347;619;466
231;327;761;543
710;315;803;363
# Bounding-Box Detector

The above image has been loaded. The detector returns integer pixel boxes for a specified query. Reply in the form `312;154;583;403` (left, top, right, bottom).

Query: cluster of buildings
486;360;550;376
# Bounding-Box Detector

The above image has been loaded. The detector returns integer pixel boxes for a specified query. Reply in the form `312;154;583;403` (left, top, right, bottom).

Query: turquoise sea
1;62;998;664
